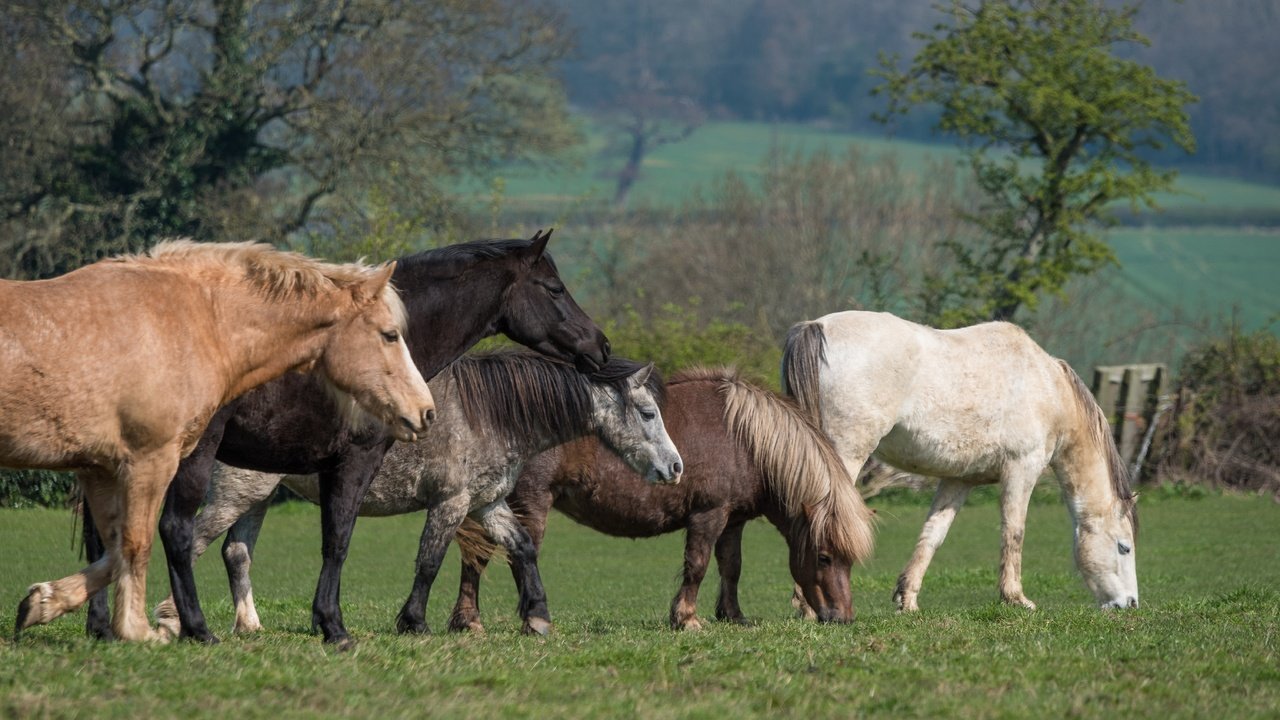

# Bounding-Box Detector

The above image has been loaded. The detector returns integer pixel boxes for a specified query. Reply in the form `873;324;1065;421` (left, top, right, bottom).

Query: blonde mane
673;366;876;565
122;239;407;330
1059;359;1139;540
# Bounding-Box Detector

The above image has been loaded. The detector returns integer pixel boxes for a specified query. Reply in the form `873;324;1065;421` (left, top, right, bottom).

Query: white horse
782;311;1138;611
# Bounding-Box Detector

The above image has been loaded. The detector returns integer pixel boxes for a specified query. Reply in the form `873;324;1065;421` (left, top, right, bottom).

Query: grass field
2;490;1277;718
481;120;1280;216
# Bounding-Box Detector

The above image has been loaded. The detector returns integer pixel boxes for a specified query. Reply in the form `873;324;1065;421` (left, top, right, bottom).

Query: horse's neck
1056;436;1117;522
399;263;508;379
217;292;350;402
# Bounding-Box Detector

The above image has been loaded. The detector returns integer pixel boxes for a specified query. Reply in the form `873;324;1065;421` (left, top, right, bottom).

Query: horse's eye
547;285;565;298
817;553;833;567
381;330;399;343
1118;542;1131;556
639;408;656;421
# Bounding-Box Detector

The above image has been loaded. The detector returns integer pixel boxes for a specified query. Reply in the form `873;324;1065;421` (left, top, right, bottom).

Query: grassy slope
2;493;1277;718
484;121;1280;340
488;120;1280;213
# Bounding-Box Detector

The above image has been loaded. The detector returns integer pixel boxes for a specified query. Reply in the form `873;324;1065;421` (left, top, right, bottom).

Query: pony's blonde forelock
704;367;876;565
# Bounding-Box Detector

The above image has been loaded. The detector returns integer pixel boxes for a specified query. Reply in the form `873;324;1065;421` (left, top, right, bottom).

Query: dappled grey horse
155;352;682;637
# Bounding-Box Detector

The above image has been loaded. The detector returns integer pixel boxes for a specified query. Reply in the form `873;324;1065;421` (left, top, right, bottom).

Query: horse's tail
455;517;508;567
1058;359;1139;541
781;320;828;425
719;370;875;566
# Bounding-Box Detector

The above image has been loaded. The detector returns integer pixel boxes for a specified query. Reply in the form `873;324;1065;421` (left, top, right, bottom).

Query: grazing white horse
782;311;1138;611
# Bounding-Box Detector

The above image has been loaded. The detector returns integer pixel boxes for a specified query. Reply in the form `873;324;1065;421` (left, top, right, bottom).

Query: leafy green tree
875;0;1196;324
0;0;576;279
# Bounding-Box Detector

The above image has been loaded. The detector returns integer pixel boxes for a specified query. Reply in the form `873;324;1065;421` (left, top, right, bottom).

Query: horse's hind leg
998;461;1041;610
671;508;730;631
713;521;749;624
224;497;271;634
476;501;552;636
894;478;971;612
17;470;119;638
82;503;113;640
448;534;491;634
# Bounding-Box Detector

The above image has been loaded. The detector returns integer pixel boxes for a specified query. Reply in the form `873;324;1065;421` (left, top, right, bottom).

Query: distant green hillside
481;121;1280;220
475;120;1278;352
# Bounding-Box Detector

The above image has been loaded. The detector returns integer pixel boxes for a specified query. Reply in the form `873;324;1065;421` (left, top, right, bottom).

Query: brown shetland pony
449;367;876;630
4;240;434;642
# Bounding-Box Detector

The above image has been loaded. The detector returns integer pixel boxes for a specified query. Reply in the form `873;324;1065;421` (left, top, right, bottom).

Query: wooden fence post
1091;363;1168;480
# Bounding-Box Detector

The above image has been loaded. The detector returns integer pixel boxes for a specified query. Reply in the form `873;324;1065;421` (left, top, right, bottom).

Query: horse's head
590;360;683;484
320;262;435;442
496;229;610;373
786;506;855;624
1074;497;1139;609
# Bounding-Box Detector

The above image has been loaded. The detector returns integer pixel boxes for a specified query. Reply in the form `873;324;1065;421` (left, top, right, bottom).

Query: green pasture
1110;227;1280;334
2;491;1277;718
480;120;1280;217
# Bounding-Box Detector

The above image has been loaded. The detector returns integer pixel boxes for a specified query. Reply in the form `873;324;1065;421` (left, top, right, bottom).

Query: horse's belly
874;424;1005;479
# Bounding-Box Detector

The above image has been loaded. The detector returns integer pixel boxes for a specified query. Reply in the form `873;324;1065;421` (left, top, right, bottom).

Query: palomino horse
84;231;611;648
782;311;1139;611
448;367;877;631
7;241;434;642
153;352;682;638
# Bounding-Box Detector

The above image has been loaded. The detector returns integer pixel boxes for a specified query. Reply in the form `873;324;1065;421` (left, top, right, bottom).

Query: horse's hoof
727;616;754;627
674;617;703;631
14;583;53;638
329;635;358;652
448;615;485;634
1006;596;1037;611
395;615;429;635
522;617;552;636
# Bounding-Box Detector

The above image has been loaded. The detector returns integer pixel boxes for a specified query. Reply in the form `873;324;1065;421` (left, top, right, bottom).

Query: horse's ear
354;261;396;304
524;228;553;265
631;361;655;388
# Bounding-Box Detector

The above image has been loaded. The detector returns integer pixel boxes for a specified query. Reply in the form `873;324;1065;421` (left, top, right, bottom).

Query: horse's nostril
1128;597;1138;609
671;460;683;477
425;409;436;424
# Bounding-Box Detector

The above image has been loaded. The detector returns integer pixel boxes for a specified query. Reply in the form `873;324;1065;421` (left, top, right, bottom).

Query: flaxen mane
450;352;663;447
781;321;828;422
129;240;407;329
671;367;875;565
1059;359;1139;541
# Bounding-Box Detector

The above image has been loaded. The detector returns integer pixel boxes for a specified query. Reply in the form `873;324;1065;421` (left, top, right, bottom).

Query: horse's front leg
713;521;749;624
894;478;971;612
155;407;232;643
157;465;280;637
998;463;1041;610
671;508;730;631
17;469;119;639
313;443;390;650
397;494;470;635
475;500;552;636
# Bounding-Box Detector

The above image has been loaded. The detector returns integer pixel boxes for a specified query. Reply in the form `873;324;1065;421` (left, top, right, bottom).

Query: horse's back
815;311;1069;477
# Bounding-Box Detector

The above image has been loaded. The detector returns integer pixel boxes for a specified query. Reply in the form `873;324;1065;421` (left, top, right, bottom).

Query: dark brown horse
448;367;877;631
84;230;610;648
